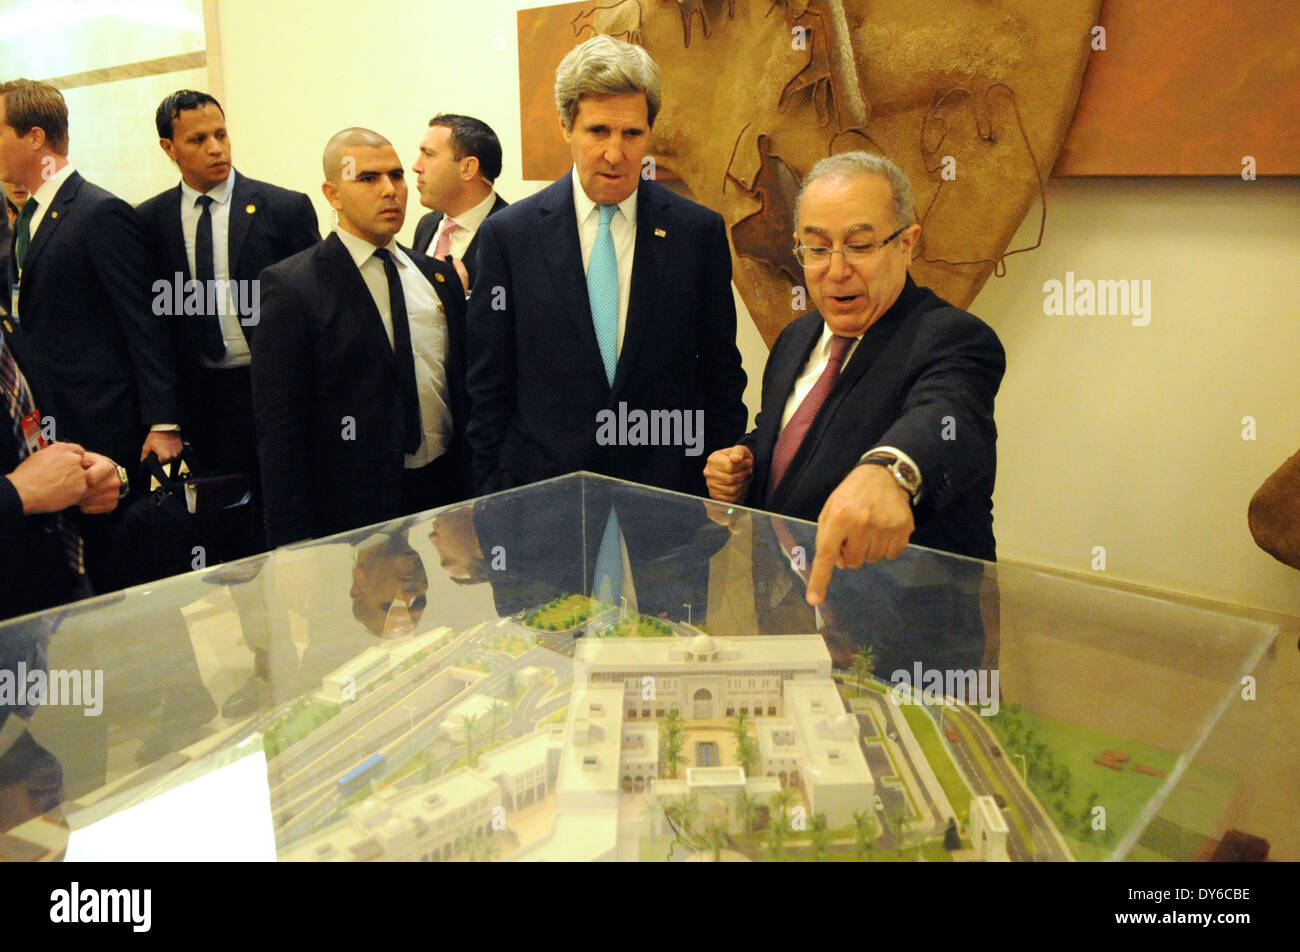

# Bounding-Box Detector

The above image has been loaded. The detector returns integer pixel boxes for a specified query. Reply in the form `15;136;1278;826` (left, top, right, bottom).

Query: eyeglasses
794;225;907;268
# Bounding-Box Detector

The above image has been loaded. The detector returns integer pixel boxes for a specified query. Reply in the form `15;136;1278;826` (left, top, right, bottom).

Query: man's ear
322;180;341;211
460;154;480;182
899;223;921;262
159;138;177;163
558;113;572;143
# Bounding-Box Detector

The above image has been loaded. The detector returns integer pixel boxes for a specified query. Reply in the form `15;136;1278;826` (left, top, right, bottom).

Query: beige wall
212;0;1300;616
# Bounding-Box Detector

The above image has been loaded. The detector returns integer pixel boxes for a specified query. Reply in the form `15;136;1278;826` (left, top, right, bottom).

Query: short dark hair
156;89;224;140
429;114;502;184
0;79;69;155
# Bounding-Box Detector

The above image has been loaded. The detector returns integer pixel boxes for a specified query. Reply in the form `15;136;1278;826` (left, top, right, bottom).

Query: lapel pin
435;273;446;283
246;204;256;214
654;228;666;238
50;211;59;219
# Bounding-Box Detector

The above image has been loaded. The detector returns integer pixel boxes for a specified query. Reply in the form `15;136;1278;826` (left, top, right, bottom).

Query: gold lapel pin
435;273;446;283
246;204;256;214
51;211;59;219
654;228;666;238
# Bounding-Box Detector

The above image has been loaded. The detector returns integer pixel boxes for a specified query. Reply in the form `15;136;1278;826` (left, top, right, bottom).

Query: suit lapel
228;173;256;279
757;315;822;506
161;184;190;280
537;176;606;383
323;233;394;372
21;171;81;282
612;181;672;395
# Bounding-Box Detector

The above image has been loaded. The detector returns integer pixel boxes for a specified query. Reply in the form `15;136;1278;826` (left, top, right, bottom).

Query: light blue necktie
587;204;619;386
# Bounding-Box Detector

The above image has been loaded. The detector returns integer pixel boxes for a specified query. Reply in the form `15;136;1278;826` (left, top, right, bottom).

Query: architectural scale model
260;600;1076;862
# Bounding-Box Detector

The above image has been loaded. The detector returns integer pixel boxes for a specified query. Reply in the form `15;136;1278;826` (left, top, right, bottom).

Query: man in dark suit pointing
137;90;318;495
252;128;468;548
466;36;747;496
705;152;1005;603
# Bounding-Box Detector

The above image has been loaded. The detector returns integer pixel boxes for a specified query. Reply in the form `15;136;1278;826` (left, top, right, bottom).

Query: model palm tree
851;808;877;861
704;818;730;862
849;646;876;696
810;813;830;861
462;712;479;767
488;699;510;745
736;791;761;835
763;820;788;861
769;787;795;835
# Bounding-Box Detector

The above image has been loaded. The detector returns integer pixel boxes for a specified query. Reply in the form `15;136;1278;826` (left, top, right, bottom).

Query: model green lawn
523;594;607;631
985;709;1234;861
600;614;676;638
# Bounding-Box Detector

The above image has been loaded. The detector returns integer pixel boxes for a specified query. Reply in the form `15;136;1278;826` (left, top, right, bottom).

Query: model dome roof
690;633;717;657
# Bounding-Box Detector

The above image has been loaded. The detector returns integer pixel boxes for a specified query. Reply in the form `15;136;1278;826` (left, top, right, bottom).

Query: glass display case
0;473;1288;862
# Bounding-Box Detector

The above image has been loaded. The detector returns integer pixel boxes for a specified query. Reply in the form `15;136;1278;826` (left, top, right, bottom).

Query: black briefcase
114;448;256;586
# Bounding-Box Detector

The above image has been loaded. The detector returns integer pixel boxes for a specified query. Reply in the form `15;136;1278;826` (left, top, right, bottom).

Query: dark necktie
768;334;855;501
14;197;36;272
372;248;423;454
0;329;84;574
195;195;225;360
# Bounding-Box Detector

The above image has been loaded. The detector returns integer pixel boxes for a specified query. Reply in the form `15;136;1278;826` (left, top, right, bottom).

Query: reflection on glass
0;475;1279;862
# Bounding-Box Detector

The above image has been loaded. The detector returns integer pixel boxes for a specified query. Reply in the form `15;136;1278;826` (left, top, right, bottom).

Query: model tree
849;646;876;696
851;808;877;862
661;709;686;779
735;791;762;835
462;712;479;768
810;813;831;861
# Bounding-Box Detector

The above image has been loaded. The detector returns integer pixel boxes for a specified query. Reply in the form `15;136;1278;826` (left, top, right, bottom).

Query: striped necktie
0;329;85;574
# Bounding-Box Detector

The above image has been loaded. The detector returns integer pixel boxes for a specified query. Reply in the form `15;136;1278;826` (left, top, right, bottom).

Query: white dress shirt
424;189;497;261
181;169;251;368
24;161;76;246
779;320;923;488
572;166;637;354
336;227;452;468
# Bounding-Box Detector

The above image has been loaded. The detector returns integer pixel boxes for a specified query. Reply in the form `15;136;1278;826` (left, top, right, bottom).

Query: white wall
213;0;1300;615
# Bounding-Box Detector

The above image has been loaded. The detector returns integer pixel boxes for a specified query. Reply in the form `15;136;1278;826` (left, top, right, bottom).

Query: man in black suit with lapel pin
0;79;176;592
137;90;319;534
705;152;1005;604
252;128;469;549
466;35;747;497
410;114;507;286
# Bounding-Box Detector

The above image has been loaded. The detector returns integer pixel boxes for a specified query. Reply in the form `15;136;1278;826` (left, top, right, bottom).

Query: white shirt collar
816;320;863;354
570;165;637;227
181;167;236;207
336;226;408;271
445;189;496;232
30;161;76;209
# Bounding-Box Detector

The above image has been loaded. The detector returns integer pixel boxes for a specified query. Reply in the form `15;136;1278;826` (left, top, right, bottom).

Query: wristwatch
858;451;921;505
114;463;130;500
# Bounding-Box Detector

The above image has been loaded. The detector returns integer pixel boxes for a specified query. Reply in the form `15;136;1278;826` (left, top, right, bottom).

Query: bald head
323;127;392;182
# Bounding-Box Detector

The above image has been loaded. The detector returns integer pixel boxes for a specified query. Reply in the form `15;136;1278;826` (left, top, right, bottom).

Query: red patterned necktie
768;334;855;501
1;330;86;575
